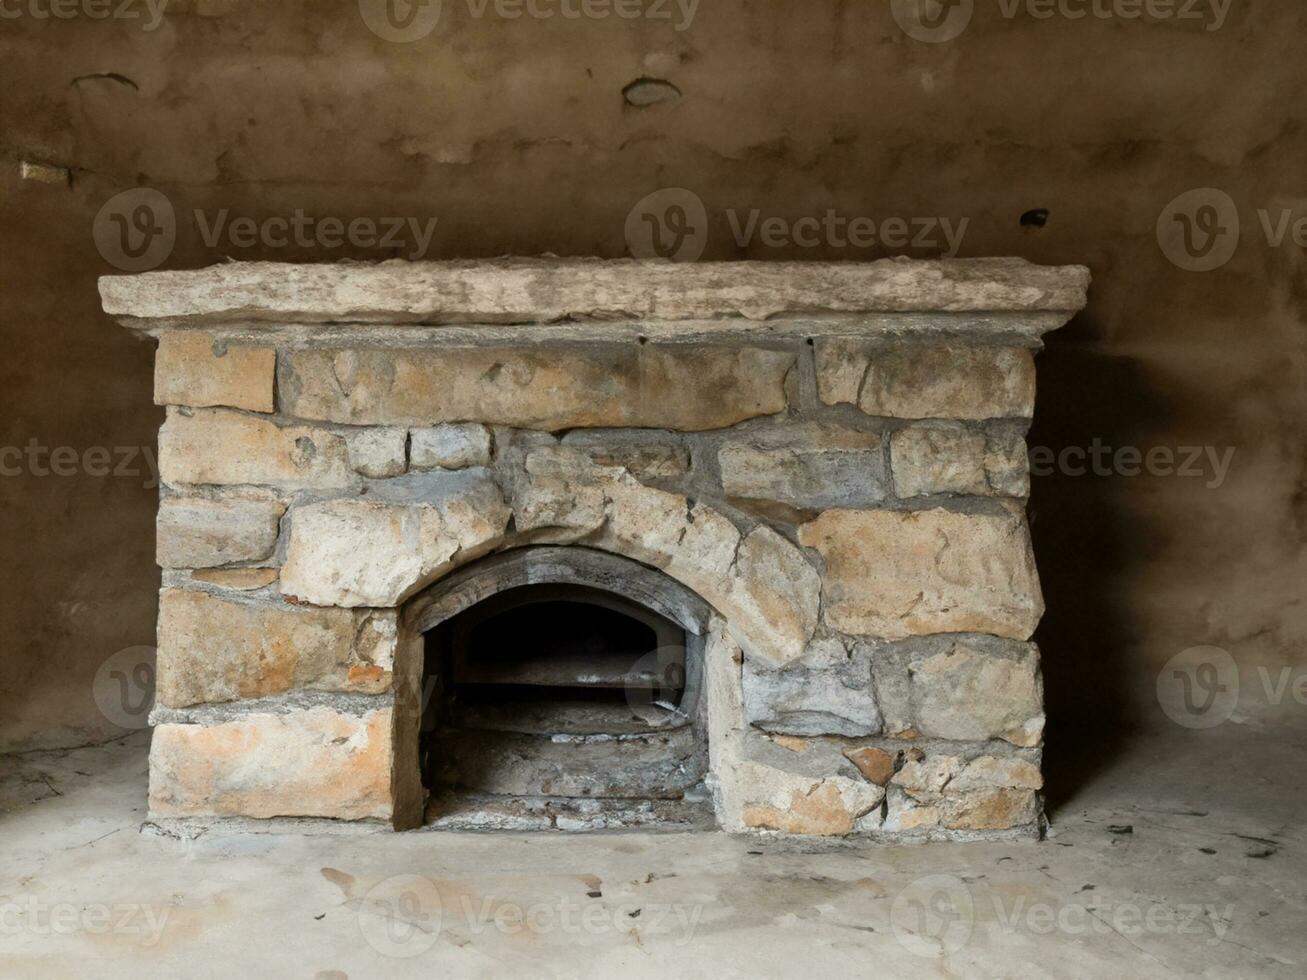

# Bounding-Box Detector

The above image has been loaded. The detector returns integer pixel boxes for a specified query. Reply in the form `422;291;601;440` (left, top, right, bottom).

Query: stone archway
278;447;823;671
393;546;730;829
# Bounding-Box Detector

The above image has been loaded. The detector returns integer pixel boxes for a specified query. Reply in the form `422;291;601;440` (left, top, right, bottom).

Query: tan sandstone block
891;425;1029;498
816;343;1035;420
156;495;286;568
156;589;395;707
279;476;511;607
950;756;1043;793
943;789;1041;831
410;423;492;470
148;707;393;820
798;508;1043;640
155;332;275;412
718;423;885;509
278;347;794;431
912;644;1045;747
738;763;884;837
158;409;354;489
890;425;989;496
888;752;1043;831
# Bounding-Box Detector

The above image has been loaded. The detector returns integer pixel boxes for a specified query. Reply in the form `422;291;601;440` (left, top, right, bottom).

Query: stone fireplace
99;257;1088;839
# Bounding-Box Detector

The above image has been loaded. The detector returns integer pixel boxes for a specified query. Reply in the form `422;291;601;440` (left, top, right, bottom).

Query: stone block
985;430;1030;497
869;637;1045;747
890;425;988;496
279;473;512;607
560;431;690;480
718;424;884;509
345;428;408;478
156;495;286;569
148;706;394;820
156;588;396;707
278;346;794;431
842;746;896;786
798;507;1043;640
158;409;355;489
816;343;1035;420
724;527;823;668
890;424;1029;498
410;423;492;470
887;752;1042;831
736;761;884;836
154;332;275;413
509;446;607;535
743;642;880;736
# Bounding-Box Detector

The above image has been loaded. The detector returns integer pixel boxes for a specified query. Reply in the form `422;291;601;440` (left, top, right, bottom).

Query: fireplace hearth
100;257;1088;839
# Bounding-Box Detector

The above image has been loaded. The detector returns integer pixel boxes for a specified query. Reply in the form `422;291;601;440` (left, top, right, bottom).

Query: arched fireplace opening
413;550;714;830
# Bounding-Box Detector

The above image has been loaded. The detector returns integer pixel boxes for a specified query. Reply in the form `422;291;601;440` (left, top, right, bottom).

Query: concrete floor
1;722;1303;979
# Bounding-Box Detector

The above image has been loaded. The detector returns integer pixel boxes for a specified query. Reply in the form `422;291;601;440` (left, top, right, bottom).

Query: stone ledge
149;690;394;726
100;257;1090;325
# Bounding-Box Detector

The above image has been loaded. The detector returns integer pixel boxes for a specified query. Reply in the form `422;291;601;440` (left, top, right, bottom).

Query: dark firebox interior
420;584;707;810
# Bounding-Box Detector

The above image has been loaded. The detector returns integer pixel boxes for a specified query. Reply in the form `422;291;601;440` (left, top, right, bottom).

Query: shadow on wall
1032;321;1163;812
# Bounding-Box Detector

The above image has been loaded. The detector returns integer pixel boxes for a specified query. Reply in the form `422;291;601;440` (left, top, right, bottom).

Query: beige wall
2;1;1304;752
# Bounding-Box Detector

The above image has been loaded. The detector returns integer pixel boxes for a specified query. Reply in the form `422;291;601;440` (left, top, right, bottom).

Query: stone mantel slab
100;258;1090;341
